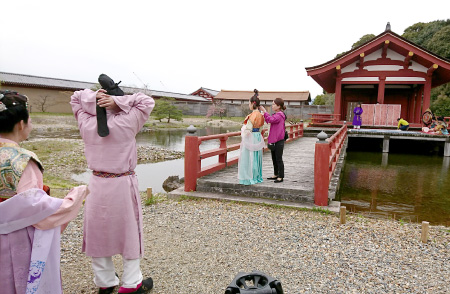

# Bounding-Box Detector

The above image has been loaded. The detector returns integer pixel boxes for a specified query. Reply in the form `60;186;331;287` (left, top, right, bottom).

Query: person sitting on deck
430;116;449;135
397;118;410;131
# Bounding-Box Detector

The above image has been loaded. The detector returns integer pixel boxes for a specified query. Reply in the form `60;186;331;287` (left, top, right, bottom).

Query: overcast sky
1;0;449;100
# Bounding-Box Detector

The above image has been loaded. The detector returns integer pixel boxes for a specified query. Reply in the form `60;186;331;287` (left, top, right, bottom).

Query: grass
143;192;168;205
21;139;87;196
311;207;333;215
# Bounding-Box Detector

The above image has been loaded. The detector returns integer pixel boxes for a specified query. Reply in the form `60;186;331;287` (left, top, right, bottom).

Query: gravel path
60;197;450;294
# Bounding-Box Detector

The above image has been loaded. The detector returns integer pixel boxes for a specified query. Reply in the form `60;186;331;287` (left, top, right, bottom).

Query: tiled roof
0;71;95;90
190;87;220;97
201;87;220;96
215;90;311;102
0;72;210;102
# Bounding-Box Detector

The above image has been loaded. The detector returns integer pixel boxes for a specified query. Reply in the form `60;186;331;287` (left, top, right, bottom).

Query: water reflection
73;126;242;193
337;152;450;226
136;126;241;152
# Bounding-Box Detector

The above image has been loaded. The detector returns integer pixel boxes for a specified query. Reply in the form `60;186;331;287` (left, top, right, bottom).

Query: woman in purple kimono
0;90;89;294
352;103;363;129
71;74;155;294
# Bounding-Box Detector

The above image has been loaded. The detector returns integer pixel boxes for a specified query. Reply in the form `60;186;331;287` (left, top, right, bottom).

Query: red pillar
414;86;423;123
314;133;330;206
423;78;432;112
334;78;342;120
408;91;416;123
377;77;386;104
184;135;199;191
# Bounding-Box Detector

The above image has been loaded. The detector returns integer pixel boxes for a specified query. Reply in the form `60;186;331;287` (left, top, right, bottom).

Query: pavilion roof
190;87;220;96
305;29;450;93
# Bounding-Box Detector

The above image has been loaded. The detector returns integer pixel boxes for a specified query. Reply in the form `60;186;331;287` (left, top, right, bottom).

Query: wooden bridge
169;123;347;211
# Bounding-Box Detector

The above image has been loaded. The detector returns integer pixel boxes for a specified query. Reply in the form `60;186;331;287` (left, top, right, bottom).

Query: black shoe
119;277;154;294
274;178;283;183
267;176;278;180
98;286;115;294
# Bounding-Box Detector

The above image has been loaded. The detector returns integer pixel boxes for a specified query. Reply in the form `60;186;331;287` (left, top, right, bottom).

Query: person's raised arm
70;89;106;129
263;111;283;124
111;93;155;133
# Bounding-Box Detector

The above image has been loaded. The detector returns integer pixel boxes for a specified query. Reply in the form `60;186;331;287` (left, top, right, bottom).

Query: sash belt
252;128;260;132
93;170;135;178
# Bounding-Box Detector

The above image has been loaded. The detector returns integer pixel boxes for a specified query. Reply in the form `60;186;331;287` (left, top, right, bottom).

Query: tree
206;100;227;119
402;20;450;58
34;94;65;112
351;34;376;49
335;34;376;58
152;97;182;123
402;20;450;115
312;92;335;106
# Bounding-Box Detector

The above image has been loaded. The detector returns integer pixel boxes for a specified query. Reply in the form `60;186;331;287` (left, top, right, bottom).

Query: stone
163;175;182;192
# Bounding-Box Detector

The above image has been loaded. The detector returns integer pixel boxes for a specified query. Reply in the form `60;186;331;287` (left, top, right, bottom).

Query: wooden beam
427;64;438;76
336;65;341;77
382;40;390;58
359;53;365;69
403;51;413;69
341;68;427;79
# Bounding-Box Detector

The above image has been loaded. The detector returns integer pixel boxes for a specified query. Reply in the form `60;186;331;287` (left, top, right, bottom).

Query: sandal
267;176;278;180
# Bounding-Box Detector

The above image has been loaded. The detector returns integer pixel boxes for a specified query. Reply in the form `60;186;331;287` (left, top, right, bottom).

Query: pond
38;125;450;226
72;126;242;193
336;151;450;226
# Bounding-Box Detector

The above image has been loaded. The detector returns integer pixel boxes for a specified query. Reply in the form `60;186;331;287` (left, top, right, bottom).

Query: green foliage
312;92;335;106
311;207;333;215
144;192;167;206
335;34;376;58
402;20;450;59
351;34;376;49
402;19;450;114
431;94;450;117
152;97;183;123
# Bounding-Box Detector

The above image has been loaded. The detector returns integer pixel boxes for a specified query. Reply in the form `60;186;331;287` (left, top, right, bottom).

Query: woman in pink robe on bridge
0;90;89;294
70;75;155;294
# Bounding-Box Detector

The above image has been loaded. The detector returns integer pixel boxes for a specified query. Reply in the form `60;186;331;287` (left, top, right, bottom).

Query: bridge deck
169;137;341;211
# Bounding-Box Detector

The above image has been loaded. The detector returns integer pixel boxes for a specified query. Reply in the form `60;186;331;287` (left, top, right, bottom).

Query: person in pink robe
0;90;89;294
70;79;155;294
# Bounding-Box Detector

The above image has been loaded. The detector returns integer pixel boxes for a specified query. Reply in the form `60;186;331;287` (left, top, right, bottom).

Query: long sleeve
241;119;254;138
33;185;89;231
70;89;98;129
111;93;155;133
16;160;89;231
263;112;284;124
16;160;44;193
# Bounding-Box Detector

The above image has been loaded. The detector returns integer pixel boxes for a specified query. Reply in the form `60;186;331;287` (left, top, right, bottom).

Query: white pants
92;257;143;288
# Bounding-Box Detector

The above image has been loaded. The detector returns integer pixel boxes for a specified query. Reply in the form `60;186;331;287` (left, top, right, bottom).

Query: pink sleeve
17;160;44;193
33;185;89;231
70;89;98;128
112;93;155;133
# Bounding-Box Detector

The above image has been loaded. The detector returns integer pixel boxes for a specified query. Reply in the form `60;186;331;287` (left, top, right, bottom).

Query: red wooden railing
309;113;341;125
184;122;304;191
314;124;347;206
